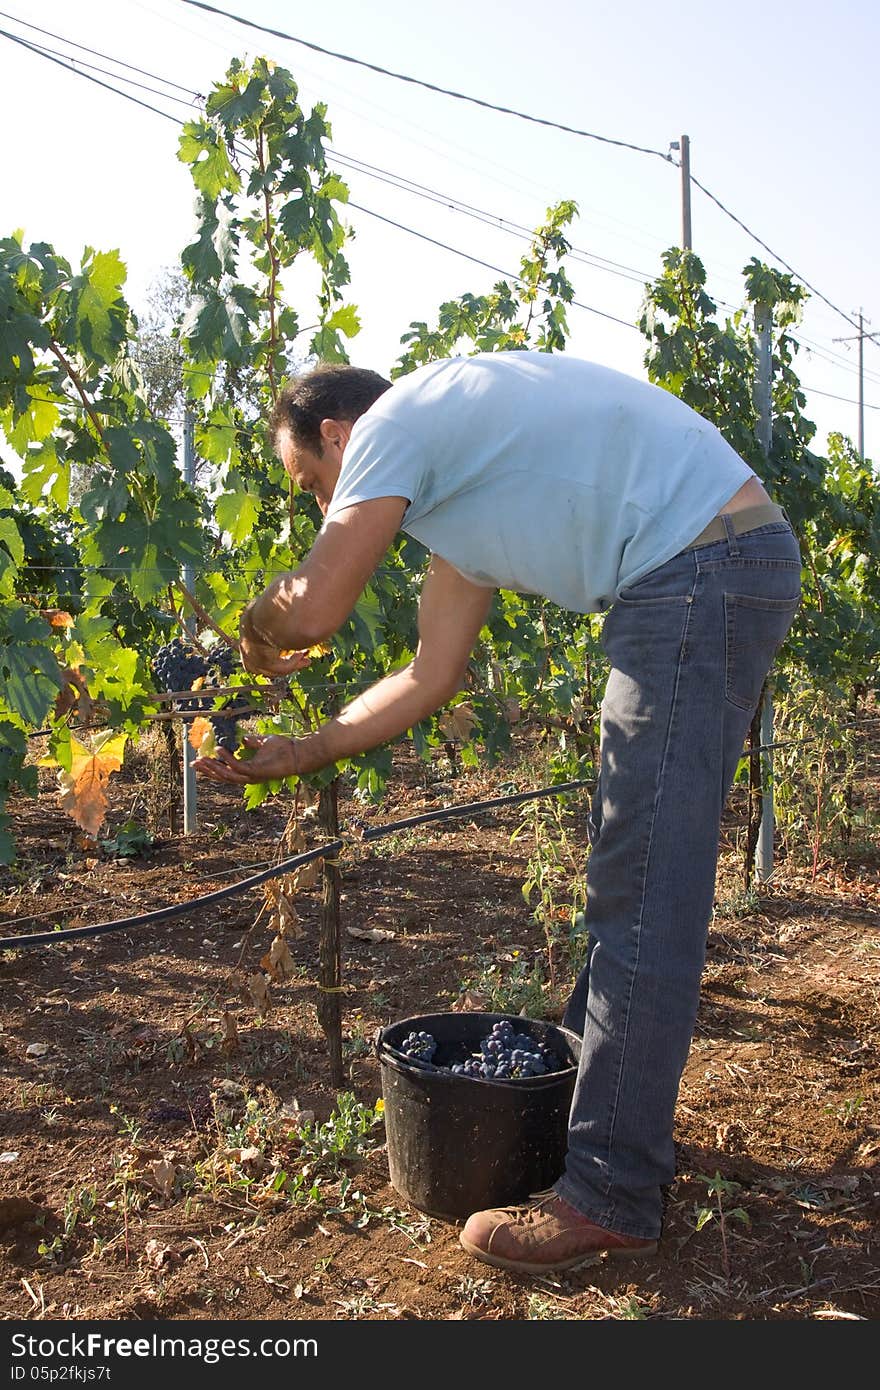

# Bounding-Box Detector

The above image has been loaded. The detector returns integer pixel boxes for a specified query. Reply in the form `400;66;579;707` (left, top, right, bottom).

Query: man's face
276;420;351;517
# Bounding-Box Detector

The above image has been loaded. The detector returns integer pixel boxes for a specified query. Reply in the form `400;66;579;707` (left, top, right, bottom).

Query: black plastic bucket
377;1011;581;1222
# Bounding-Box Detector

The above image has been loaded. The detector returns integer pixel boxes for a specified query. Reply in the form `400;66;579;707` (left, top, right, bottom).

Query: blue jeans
555;517;801;1239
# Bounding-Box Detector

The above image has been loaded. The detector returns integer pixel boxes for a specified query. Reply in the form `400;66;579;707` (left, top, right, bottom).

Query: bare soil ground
1;729;878;1323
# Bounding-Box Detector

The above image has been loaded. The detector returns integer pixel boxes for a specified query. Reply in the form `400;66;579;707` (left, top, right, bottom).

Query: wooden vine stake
317;778;344;1088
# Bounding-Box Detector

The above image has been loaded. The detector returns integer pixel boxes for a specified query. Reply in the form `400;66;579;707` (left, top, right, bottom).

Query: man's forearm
242;501;410;655
243;575;313;651
293;661;457;775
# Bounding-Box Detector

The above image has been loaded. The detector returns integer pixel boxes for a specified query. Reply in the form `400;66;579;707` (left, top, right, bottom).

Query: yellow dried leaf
284;824;307;856
53;665;91;723
143;1239;174;1269
438;702;477;743
452;988;490;1013
40;608;74;629
245;971;271;1017
347;924;395;943
146;1159;176;1201
277;893;302;938
57;734;128;838
502;698;522;725
232;1146;266;1176
188;716;214;754
89;731;128;769
220;1009;239;1053
261;933;296;981
262;878;304;939
291;858;322;891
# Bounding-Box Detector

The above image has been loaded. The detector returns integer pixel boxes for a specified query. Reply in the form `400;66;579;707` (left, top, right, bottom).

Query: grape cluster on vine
151;638;248;751
397;1019;562;1080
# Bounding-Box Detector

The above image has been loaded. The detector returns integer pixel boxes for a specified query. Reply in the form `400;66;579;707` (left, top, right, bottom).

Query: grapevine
151;638;249;751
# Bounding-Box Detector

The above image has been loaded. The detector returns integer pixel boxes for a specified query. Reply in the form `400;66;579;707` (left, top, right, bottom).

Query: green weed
693;1171;751;1281
462;951;548;1017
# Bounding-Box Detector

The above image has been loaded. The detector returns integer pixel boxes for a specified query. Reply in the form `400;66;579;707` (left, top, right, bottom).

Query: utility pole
182;410;198;834
670;134;692;250
754;305;774;883
833;310;880;460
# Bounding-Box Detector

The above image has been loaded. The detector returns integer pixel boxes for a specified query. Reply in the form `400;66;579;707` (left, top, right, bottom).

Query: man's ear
319;418;353;452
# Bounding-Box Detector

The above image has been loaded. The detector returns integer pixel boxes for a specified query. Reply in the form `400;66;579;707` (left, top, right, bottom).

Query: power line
333;168;880;400
790;331;880;389
317;150;880;378
348;202;639;332
801;384;880;413
330;149;654;288
0;28;203;110
2;18;875;417
180;0;674;165
0;22;637;332
0;14;642;295
687;172;863;335
1;13;864;369
181;0;869;337
0;8;199;94
0;26;182;124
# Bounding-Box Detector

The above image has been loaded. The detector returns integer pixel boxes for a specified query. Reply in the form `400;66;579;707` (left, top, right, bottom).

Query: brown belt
684;502;787;550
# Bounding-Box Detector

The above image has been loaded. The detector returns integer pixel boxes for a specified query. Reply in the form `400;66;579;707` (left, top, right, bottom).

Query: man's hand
237;599;315;676
239;632;313;677
192;734;300;785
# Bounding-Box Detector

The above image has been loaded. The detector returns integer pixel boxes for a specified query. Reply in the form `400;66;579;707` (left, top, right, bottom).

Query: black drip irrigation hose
0;779;593;952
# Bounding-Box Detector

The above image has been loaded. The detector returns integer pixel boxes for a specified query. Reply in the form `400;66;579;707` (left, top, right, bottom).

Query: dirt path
1;739;878;1321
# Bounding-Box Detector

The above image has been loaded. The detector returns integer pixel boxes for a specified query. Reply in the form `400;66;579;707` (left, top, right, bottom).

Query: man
194;351;801;1273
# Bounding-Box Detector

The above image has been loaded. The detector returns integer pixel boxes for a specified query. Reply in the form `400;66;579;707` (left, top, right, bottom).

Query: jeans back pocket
724;593;800;711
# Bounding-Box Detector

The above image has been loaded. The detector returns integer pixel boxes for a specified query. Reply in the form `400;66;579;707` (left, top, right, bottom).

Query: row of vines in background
1;52;878;886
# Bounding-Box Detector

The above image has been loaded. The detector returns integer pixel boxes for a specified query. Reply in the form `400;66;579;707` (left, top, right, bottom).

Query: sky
1;0;878;463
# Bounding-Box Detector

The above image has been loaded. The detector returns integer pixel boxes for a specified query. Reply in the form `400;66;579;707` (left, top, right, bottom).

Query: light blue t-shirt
323;351;754;613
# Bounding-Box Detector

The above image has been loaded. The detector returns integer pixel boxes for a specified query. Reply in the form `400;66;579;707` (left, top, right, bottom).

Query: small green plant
37;1233;65;1264
526;1293;574;1320
463;950;548;1017
100;819;154;858
712;886;761;921
165;1036;189;1065
366;828;422;859
612;1295;649;1320
334;1291;400;1318
296;1093;384;1172
325;1177;372;1224
35;1186;99;1265
372;1204;434;1248
343;1019;374;1061
271;1168;324;1208
63;1186;98;1239
223;1092;280;1151
513;797;587;991
112;1109;143;1146
826;1095;866;1128
455;1274;495;1307
693;1171;751;1281
17;1081;55;1107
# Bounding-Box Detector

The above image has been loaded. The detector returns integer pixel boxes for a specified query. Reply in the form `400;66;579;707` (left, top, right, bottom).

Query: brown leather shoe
459;1191;658;1274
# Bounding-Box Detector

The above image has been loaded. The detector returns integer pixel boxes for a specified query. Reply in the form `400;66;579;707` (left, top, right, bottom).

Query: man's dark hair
269;364;392;453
